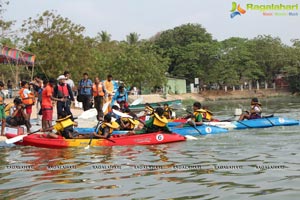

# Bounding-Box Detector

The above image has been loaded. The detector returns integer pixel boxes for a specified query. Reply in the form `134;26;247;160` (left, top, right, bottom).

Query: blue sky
3;0;300;45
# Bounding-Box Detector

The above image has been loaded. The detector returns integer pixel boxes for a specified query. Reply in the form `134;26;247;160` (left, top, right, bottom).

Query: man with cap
53;75;75;120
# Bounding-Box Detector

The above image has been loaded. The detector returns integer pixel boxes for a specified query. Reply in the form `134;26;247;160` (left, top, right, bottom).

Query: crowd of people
0;72;262;138
0;72;128;135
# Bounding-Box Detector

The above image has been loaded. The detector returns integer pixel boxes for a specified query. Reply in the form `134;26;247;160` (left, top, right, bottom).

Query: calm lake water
0;97;299;200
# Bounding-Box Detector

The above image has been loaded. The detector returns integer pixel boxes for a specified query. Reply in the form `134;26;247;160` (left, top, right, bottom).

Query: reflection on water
0;97;300;199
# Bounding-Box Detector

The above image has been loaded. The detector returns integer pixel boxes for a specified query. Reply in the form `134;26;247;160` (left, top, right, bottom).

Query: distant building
275;74;289;88
165;77;187;94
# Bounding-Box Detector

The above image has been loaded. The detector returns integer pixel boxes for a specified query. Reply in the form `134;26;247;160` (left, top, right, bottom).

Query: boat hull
5;131;186;148
204;116;300;129
75;124;228;136
170;125;228;136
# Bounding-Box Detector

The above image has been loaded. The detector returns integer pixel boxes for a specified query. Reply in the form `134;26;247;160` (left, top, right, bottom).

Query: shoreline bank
2;89;294;121
129;89;293;104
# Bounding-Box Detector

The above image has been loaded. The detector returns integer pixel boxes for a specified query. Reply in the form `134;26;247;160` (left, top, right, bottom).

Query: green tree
0;0;15;45
95;30;111;43
214;37;262;88
20;10;93;81
250;35;287;86
126;32;140;45
100;42;169;91
154;23;216;84
283;39;300;93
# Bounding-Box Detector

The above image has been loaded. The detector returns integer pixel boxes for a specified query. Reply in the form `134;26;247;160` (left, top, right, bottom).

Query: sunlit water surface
0;97;299;200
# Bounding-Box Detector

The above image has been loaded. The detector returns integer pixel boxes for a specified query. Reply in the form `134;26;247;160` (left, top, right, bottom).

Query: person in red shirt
41;78;57;130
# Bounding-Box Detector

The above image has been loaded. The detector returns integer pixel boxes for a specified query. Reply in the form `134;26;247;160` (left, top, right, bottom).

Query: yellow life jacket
153;113;168;127
121;117;139;129
193;109;202;118
128;118;139;129
145;105;154;114
53;115;74;131
98;121;120;135
163;107;172;119
197;109;213;121
4;102;14;116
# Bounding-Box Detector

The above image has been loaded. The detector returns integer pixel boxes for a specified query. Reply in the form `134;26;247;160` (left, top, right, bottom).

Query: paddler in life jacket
41;111;78;139
239;97;262;120
118;108;140;131
144;107;171;133
163;103;173;119
143;103;154;121
184;102;203;127
92;114;120;139
198;106;216;122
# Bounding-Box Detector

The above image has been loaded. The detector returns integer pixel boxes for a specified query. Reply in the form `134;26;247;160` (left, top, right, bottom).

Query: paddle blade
5;134;27;144
84;145;90;149
102;102;110;113
130;97;143;106
78;108;97;119
112;109;133;118
185;135;198;140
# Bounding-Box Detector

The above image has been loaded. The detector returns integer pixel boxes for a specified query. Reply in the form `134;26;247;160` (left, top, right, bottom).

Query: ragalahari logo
230;2;246;18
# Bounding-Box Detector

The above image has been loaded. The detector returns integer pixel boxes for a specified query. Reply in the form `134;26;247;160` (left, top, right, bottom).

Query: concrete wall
166;78;186;94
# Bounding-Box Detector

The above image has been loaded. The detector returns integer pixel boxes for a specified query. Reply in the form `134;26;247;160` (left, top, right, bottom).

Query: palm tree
96;31;111;42
126;32;140;45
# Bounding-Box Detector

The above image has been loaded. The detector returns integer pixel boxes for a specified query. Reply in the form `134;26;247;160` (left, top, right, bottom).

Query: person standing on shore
19;81;35;128
103;74;114;103
78;73;93;111
0;81;6;135
41;78;60;138
111;85;128;108
92;77;106;120
64;71;76;96
31;75;43;125
53;75;74;120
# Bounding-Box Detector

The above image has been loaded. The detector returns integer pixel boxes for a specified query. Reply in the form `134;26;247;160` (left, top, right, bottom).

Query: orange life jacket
19;88;35;106
0;95;3;105
92;83;105;97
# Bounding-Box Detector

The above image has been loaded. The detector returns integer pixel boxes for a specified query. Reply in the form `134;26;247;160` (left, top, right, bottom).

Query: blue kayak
169;125;228;136
231;116;299;129
75;124;228;136
198;116;299;130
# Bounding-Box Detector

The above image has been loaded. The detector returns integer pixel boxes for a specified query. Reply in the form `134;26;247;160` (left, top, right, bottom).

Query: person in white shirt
64;71;76;96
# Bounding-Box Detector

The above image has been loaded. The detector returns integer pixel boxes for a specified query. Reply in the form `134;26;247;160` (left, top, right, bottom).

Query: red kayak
5;131;186;149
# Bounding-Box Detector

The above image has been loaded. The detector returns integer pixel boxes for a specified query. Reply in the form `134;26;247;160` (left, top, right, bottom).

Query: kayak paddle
5;129;41;144
130;97;143;106
112;109;133;118
84;120;102;149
